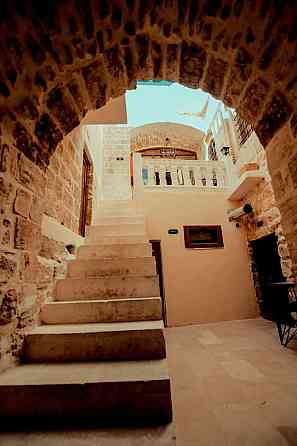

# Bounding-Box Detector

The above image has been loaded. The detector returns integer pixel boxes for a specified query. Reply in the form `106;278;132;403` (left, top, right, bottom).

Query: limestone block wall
101;126;132;201
0;133;88;371
238;132;293;280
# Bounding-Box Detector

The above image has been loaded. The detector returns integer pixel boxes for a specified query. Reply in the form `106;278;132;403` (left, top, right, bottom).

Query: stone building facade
1;0;297;370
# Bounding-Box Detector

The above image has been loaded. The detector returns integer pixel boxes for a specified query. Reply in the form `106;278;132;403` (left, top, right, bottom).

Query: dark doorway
79;149;91;237
250;233;284;320
150;240;167;326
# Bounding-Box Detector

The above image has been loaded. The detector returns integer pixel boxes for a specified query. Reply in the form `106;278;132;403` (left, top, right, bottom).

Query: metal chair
270;282;297;347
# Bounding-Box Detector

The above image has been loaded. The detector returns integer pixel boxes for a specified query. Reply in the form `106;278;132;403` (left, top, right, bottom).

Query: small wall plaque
168;229;179;235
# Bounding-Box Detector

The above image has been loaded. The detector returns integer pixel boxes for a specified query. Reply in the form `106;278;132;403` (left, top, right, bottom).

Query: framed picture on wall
184;225;224;249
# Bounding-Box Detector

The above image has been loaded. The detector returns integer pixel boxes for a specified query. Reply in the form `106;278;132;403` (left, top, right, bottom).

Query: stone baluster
206;165;214;187
189;167;197;186
171;165;178;185
159;165;166;186
148;165;155;186
183;166;191;186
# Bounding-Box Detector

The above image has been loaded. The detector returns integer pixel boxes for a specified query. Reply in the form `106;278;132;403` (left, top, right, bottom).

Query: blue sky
125;82;226;133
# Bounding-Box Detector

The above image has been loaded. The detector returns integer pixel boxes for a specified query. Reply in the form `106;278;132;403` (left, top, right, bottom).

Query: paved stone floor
166;318;297;446
1;318;297;445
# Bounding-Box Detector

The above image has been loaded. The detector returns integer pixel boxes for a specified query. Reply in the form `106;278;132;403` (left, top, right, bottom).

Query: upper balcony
140;158;228;192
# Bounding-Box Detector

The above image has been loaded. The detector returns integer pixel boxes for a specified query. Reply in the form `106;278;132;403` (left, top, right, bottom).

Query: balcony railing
141;159;228;189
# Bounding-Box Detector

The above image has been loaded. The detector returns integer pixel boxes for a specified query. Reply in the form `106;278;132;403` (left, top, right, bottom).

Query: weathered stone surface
0;144;17;176
46;87;80;134
12;122;43;167
204;57;227;98
0;252;18;283
104;45;127;97
0;217;14;248
180;42;207;88
259;40;279;71
14;188;32;218
166;44;179;81
272;172;286;202
257;93;293;146
288;153;297;189
82;60;107;109
39;235;66;261
239;78;270;123
14;217;41;252
17;155;45;196
0;174;15;212
0;289;18;325
290;113;297;139
35;114;63;156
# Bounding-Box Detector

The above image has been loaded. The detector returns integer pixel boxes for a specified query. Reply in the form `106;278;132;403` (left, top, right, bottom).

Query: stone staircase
0;200;172;426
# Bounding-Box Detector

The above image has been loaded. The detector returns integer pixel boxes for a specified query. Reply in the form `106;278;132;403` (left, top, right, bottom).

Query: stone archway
1;0;297;366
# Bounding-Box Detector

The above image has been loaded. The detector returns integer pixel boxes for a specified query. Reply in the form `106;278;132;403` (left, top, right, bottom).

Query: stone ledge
41;215;85;248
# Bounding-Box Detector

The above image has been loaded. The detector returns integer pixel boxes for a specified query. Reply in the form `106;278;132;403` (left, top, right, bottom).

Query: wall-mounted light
161;137;176;158
221;146;230;156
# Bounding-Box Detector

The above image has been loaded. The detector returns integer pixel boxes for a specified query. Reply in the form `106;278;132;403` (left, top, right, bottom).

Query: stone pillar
133;152;145;202
101;126;132;201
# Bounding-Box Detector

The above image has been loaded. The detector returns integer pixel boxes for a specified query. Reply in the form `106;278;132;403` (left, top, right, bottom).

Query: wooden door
251;233;284;320
79;151;91;237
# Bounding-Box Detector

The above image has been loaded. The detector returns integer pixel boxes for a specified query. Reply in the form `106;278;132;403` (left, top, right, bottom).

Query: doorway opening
150;240;167;326
79;148;92;237
250;233;284;320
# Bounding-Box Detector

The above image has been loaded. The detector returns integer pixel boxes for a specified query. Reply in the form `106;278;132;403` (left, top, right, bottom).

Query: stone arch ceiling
0;0;297;170
131;122;205;157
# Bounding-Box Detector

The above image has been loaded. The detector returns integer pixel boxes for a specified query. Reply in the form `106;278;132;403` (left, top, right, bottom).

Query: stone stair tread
66;273;156;278
50;295;161;303
29;320;164;335
46;296;161;305
0;359;169;386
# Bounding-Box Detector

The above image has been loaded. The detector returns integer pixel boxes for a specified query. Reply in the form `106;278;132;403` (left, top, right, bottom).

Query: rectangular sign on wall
168;229;179;235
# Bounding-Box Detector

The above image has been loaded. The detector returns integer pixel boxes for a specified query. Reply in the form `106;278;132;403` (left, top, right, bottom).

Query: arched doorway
1;0;297;363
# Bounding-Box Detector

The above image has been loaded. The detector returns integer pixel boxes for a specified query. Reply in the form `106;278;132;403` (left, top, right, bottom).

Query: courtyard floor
1;318;297;445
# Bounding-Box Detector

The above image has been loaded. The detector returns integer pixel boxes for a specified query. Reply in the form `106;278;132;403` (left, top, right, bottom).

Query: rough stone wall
0;130;89;371
44;136;84;234
0;0;296;168
239;132;293;280
1;0;297;365
266;124;297;281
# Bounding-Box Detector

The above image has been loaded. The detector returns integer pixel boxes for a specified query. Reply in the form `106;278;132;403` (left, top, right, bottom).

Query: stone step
41;297;163;324
24;321;166;363
84;235;147;245
95;215;145;225
0;360;172;425
99;200;137;208
87;223;146;238
98;210;144;218
67;257;156;278
77;243;152;259
55;275;160;301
